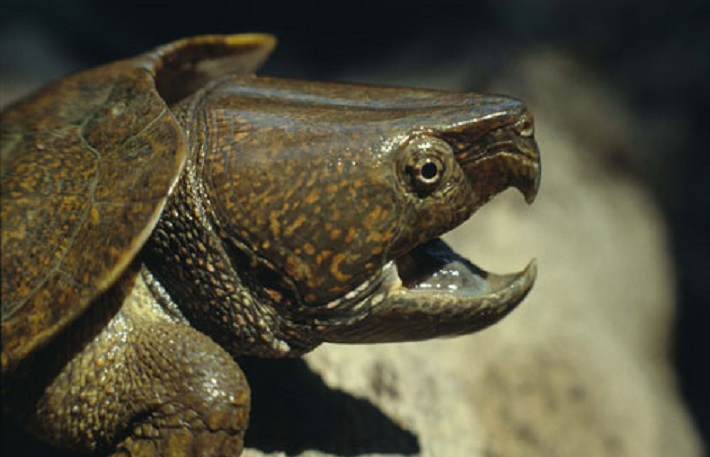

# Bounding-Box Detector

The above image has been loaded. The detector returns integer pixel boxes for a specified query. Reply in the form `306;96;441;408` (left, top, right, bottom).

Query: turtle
1;34;541;456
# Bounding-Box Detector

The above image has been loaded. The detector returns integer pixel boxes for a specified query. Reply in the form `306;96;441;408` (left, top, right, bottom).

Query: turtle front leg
107;316;250;457
24;268;250;456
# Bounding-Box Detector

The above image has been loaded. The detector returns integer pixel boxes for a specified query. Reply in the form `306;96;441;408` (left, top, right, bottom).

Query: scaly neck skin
143;98;317;358
145;75;541;352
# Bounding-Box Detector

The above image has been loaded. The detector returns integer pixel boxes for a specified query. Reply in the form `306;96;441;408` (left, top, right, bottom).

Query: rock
242;51;703;457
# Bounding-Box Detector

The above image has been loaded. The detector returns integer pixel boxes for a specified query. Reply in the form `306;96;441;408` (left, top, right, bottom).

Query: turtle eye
412;155;444;189
402;135;452;195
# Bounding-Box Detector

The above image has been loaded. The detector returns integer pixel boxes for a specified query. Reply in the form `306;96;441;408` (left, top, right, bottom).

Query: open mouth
392;131;540;318
316;234;536;343
316;209;537;344
315;116;540;343
396;238;536;304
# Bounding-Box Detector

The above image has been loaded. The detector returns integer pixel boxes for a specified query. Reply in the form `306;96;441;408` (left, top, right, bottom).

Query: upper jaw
456;123;541;210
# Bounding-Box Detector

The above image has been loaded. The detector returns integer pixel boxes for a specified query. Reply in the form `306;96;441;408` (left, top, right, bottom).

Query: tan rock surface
242;51;703;457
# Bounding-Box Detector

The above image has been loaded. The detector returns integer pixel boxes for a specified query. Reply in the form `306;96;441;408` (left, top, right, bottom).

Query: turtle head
200;76;539;349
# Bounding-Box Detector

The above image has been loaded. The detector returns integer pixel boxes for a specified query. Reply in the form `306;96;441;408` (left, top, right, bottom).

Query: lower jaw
312;238;536;343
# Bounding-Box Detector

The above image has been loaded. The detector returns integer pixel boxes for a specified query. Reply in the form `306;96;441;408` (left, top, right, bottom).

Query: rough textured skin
24;265;249;455
197;77;533;307
1;34;540;455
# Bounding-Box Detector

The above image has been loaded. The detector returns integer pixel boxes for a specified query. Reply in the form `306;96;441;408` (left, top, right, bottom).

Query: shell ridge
1;49;189;377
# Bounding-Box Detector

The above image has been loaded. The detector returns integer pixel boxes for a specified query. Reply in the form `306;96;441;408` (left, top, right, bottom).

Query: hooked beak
456;108;541;209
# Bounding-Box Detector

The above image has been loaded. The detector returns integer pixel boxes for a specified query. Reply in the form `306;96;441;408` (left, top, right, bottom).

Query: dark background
2;0;708;450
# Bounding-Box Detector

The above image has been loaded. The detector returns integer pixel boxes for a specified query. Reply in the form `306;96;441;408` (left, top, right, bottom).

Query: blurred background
1;0;708;454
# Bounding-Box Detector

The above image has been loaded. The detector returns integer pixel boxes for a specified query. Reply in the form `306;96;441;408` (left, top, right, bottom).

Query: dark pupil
421;161;439;180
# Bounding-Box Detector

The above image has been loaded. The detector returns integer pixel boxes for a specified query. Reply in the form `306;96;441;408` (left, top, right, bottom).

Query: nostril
515;111;535;138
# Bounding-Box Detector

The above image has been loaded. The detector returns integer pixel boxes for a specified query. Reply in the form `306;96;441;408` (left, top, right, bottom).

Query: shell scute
1;34;277;375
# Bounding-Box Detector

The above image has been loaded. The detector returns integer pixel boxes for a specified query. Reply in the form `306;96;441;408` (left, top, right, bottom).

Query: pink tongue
395;239;491;297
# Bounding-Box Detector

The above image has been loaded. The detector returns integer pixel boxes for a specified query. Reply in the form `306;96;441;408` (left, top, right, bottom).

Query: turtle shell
1;34;276;376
